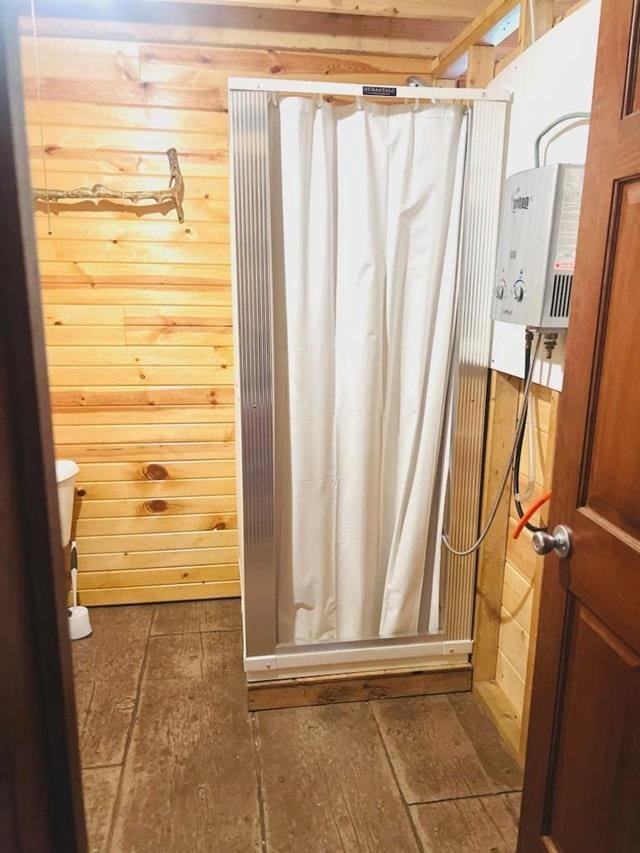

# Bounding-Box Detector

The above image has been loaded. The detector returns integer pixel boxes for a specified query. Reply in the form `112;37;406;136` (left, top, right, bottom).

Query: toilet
55;459;79;547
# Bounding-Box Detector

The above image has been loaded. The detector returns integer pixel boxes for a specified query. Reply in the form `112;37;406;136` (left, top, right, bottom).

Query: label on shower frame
362;85;397;97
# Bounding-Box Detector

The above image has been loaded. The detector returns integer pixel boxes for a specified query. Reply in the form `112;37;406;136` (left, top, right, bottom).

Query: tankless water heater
492;163;584;329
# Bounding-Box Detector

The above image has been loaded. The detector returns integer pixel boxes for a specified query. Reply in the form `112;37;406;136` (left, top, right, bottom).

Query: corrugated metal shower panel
443;99;509;642
230;83;510;670
229;89;279;658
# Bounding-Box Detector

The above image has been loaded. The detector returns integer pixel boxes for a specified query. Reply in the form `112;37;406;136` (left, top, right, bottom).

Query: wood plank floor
72;600;523;853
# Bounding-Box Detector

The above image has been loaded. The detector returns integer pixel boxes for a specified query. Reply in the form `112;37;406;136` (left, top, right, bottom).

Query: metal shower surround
229;77;510;681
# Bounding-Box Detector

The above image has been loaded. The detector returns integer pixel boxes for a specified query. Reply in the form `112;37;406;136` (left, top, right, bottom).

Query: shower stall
229;78;509;681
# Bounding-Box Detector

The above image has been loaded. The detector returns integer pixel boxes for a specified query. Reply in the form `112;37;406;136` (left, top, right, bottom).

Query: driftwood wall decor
33;148;185;222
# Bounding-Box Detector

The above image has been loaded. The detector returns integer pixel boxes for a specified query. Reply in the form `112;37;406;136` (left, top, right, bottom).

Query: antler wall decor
32;148;185;223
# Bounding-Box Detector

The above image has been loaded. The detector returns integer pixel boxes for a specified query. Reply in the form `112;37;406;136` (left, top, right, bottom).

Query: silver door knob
532;524;572;558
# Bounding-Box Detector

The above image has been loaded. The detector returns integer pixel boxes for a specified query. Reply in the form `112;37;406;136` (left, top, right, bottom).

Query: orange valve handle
512;490;552;540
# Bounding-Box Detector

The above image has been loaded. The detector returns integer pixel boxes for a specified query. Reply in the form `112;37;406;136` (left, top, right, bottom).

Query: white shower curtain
275;97;467;645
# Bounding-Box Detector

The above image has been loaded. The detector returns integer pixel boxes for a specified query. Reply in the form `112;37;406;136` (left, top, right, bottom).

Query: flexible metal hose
442;333;542;556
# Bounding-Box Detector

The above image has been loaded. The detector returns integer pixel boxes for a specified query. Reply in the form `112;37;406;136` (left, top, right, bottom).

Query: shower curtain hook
315;94;322;109
413;97;419;113
356;95;364;111
269;91;278;107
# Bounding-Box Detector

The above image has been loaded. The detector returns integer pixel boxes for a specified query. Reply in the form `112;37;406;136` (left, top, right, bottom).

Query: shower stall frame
229;78;511;681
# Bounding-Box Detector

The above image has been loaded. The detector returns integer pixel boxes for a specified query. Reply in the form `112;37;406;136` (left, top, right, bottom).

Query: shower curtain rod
228;77;511;103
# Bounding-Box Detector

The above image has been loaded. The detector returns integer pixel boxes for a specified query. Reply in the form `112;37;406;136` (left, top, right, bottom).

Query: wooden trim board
247;665;472;711
75;579;240;606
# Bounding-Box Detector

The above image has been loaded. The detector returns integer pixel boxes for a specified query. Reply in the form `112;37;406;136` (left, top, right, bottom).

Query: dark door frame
0;1;86;849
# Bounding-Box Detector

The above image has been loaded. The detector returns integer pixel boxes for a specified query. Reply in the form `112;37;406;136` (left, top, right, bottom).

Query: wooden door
0;3;86;849
519;0;640;850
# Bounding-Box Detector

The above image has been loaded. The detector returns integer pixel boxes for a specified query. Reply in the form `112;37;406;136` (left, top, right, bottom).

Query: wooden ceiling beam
518;0;552;51
22;4;465;59
467;43;495;87
429;0;519;78
143;0;488;21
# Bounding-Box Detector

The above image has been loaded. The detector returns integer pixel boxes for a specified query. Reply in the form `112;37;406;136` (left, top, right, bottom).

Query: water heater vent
550;273;573;318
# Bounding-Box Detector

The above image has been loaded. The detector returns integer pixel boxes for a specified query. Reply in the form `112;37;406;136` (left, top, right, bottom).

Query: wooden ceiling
152;0;490;19
24;0;580;79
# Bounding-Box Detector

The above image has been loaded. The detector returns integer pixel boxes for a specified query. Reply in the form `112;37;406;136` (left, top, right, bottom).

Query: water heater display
492;163;584;329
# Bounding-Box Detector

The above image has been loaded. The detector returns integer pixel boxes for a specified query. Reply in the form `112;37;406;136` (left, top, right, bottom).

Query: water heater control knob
513;279;525;301
495;281;505;299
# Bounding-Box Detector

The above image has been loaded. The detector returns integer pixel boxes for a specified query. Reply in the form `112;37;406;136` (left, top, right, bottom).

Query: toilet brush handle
70;541;78;609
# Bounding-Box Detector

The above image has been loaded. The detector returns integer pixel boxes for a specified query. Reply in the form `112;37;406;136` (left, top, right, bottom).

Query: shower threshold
245;637;473;682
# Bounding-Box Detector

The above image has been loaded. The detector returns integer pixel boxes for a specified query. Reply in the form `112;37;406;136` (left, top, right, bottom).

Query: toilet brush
68;541;92;640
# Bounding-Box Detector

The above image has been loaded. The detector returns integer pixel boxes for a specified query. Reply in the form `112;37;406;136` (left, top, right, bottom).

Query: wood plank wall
496;383;558;756
21;23;430;605
475;377;559;763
